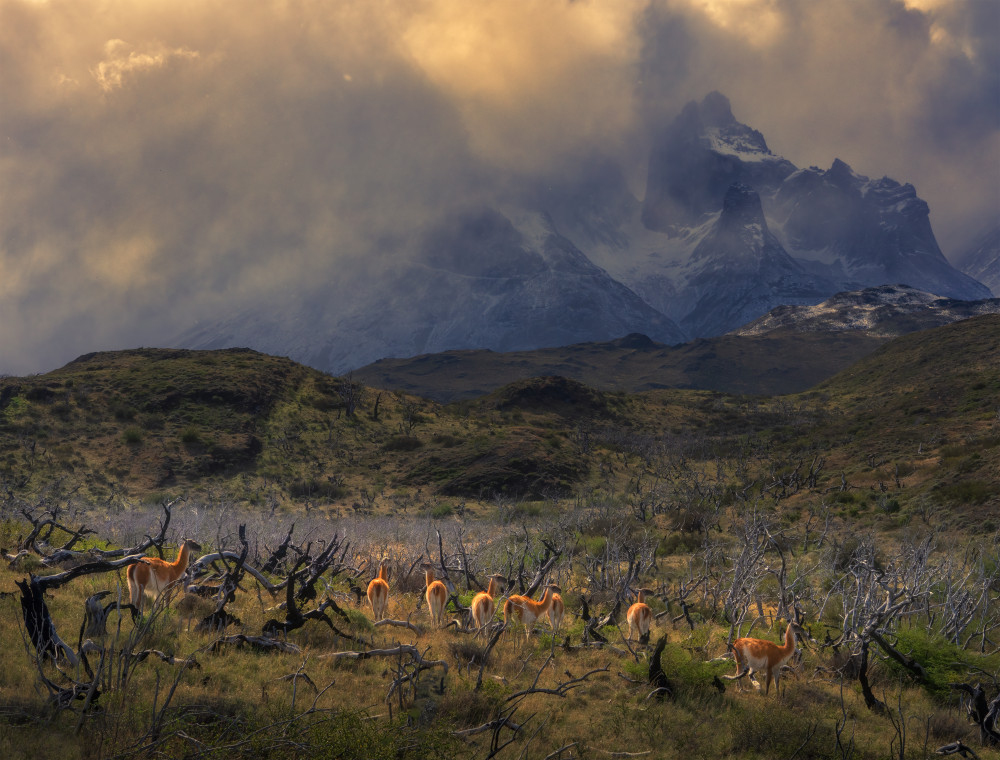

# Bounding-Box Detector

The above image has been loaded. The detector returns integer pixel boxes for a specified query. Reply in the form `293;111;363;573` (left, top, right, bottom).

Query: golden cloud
92;38;199;92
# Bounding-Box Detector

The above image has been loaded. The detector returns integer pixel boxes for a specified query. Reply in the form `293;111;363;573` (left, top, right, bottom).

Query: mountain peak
642;92;794;230
700;91;735;126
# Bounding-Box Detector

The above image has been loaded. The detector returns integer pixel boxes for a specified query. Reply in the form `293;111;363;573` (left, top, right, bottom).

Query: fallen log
210;634;301;654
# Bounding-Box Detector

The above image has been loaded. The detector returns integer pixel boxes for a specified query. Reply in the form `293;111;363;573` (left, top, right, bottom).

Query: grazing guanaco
725;620;805;696
421;562;449;627
367;563;390;621
626;588;653;643
504;583;560;641
471;574;504;635
127;538;201;614
547;588;565;635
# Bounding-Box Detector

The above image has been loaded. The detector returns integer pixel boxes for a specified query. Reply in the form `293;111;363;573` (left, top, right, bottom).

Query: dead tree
197;526;250;632
647;634;674;701
17;576;79;667
951;683;1000;747
262;555;357;642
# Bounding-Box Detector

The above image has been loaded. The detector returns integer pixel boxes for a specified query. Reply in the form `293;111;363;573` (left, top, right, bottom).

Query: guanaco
367;563;390;621
421;562;449;627
504;583;561;641
127;538;201;614
726;620;805;696
547;588;565;635
626;588;653;642
471;574;505;635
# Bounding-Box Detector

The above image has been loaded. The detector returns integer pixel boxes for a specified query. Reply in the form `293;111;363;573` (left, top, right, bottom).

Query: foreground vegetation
1;501;999;759
0;316;998;757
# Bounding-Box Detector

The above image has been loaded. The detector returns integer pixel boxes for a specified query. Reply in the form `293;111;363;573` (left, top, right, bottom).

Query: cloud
92;38;200;92
0;0;996;375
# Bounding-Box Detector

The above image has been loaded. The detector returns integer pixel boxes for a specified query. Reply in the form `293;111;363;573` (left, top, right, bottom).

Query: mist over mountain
179;93;991;374
953;225;1000;297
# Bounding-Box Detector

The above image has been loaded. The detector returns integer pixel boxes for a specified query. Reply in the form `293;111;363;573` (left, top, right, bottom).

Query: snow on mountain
179;207;686;373
677;183;833;336
591;92;991;337
731;284;1000;337
176;92;993;375
641;91;797;232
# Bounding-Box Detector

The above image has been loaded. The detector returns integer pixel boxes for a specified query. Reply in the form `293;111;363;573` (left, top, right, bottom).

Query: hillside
354;331;887;402
2;317;997;523
354;287;999;402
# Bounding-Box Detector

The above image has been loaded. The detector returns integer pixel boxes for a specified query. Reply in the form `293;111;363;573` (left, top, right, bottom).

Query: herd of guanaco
129;541;808;697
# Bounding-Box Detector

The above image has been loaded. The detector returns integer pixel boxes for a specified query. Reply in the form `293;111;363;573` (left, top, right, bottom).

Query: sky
1;0;997;376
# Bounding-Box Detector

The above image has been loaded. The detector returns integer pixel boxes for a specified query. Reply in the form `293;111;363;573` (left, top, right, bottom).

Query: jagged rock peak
700;91;736;126
825;158;859;187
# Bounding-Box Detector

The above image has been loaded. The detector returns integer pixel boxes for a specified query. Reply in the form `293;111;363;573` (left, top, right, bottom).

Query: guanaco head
631;587;653;604
486;574;507;596
787;620;814;649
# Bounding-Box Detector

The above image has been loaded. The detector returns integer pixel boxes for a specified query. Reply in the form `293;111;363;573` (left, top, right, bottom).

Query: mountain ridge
176;92;991;374
353;287;1000;401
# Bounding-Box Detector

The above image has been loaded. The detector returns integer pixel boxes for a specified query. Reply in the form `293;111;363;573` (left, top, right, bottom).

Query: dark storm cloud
0;0;995;376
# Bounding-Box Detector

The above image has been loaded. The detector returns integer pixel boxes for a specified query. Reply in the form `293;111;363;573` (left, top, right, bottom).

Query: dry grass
2;543;997;760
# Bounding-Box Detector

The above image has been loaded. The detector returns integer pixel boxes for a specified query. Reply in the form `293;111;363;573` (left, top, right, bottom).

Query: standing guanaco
547;587;565;635
726;620;806;696
127;538;202;614
626;588;653;643
367;563;390;621
421;562;449;627
504;583;561;641
471;574;505;635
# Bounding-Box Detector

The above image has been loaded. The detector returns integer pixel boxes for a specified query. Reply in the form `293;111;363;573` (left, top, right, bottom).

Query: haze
1;0;997;376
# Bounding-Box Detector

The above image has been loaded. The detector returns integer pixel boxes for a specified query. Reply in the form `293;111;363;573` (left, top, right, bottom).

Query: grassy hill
1;316;997;524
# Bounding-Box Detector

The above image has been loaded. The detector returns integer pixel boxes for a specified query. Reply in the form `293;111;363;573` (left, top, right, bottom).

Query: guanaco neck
636;589;646;605
424;568;436;587
780;623;797;656
174;542;192;572
378;564;388;582
537;587;554;612
485;577;497;598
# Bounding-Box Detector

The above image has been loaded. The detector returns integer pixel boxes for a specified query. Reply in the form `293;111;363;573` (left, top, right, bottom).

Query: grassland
0;315;998;758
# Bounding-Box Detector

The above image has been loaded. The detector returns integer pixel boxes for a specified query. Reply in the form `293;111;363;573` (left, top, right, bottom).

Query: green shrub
430;503;453;518
889;625;977;695
122;427;144;445
384;435;423;452
936;480;992;505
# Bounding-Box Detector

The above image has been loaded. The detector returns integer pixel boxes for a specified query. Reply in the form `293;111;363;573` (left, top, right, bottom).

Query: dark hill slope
816;314;999;418
354;331;885;402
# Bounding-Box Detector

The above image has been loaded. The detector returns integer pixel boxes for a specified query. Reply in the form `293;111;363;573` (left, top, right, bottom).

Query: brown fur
730;621;802;696
626;588;652;642
422;564;448;627
504;584;560;641
367;563;390;621
547;591;565;634
127;539;200;614
471;575;502;635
